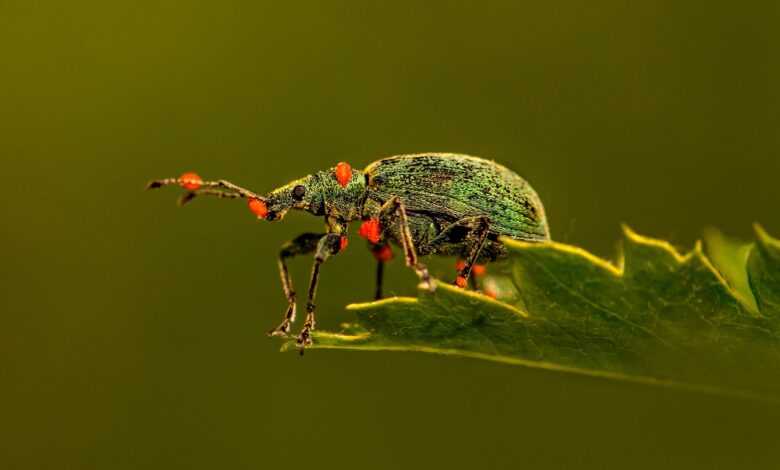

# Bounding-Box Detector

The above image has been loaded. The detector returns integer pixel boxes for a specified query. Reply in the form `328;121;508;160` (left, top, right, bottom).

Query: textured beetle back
364;153;550;242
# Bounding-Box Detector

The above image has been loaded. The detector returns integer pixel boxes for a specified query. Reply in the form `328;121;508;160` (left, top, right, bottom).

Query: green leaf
749;225;780;320
703;227;759;313
283;225;780;397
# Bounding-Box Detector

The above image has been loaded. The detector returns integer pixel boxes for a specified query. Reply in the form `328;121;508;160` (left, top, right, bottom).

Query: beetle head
261;174;321;221
262;163;365;222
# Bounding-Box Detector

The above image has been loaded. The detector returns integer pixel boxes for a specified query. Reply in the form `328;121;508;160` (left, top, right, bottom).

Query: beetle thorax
313;168;366;221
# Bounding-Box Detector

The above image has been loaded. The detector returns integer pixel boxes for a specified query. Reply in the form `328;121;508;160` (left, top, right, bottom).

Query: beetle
147;153;550;351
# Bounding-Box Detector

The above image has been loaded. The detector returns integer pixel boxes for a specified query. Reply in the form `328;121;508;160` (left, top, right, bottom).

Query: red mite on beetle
147;153;550;352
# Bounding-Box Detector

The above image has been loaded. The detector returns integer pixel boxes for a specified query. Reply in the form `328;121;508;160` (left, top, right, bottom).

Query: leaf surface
284;226;780;396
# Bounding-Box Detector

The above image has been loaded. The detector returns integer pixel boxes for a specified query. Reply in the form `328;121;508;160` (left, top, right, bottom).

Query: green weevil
147;153;550;351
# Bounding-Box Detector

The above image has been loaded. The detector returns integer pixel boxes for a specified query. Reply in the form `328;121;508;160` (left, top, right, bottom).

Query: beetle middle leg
374;256;385;300
267;232;324;337
378;197;432;290
370;243;394;300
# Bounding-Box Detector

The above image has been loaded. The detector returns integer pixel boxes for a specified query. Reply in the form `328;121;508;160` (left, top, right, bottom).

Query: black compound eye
292;185;306;201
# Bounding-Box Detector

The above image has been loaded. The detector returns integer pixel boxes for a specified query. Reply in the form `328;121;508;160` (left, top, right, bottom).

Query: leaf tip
701;226;722;245
620;223;637;238
753;223;772;244
752;223;780;260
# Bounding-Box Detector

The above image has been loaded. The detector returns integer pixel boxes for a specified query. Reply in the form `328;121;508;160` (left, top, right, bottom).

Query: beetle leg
429;216;491;287
455;217;490;287
378;197;432;291
375;259;385;300
295;233;342;352
267;233;324;337
455;259;485;290
370;244;394;299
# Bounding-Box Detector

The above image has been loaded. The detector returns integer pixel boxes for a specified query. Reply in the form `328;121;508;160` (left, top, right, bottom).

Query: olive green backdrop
1;1;779;469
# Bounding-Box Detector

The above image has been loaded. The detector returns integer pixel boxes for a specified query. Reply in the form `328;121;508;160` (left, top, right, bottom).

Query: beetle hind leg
455;258;488;290
428;216;491;289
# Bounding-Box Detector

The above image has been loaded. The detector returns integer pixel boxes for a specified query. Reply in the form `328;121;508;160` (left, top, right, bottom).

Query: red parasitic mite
248;198;268;219
472;264;487;277
335;162;352;188
358;218;382;245
372;244;393;262
456;259;486;277
179;172;202;190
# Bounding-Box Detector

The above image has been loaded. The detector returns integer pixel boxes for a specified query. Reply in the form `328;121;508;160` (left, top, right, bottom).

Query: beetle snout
264;208;288;221
262;196;291;221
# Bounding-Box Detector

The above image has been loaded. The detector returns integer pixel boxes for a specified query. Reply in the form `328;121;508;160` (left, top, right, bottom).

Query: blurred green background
1;1;779;468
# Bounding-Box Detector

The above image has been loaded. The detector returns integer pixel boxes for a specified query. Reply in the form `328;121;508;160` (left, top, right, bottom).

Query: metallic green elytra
147;153;549;352
363;153;550;246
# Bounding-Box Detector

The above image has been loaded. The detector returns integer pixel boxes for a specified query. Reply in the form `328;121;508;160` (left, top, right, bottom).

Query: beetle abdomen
364;153;550;241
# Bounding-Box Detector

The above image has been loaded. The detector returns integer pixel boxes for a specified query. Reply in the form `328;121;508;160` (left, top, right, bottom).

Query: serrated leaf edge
501;224;761;317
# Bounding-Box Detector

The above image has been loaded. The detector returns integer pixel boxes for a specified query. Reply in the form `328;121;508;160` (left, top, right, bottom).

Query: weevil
147;153;550;351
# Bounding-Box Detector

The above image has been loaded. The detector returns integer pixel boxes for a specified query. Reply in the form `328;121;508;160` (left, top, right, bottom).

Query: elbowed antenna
146;171;270;217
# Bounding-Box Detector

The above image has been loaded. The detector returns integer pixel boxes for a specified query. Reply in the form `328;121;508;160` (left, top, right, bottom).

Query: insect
147;153;550;351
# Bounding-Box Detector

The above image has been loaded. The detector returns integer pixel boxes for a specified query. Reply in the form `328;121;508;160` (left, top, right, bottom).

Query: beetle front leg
296;233;342;352
379;197;432;291
267;233;325;337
